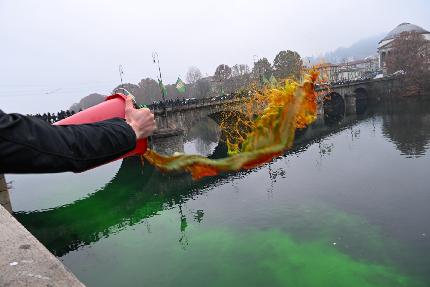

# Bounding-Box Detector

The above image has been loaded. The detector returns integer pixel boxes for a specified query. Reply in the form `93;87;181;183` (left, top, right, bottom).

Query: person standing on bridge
0;96;156;173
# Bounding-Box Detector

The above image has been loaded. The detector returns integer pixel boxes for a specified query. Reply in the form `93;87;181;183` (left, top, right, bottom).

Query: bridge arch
182;115;222;157
354;87;368;100
165;109;252;157
354;87;368;114
323;92;345;124
208;110;253;149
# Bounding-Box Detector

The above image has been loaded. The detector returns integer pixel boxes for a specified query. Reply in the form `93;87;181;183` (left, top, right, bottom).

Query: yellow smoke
143;70;319;180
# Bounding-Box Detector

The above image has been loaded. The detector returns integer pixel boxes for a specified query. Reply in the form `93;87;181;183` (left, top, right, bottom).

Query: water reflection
14;110;374;256
184;117;220;156
381;99;430;157
12;99;430;286
323;92;345;125
14;156;231;256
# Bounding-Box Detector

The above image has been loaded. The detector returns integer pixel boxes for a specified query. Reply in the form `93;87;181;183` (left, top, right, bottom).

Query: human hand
125;96;156;139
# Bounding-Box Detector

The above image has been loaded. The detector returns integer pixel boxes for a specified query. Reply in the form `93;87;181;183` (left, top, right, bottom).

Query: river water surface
7;99;430;287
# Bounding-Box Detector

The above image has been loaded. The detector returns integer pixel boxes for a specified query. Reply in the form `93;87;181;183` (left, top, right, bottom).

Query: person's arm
1;97;155;173
0;110;138;173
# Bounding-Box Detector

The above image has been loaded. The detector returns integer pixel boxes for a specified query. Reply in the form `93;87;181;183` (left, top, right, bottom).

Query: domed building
378;23;430;72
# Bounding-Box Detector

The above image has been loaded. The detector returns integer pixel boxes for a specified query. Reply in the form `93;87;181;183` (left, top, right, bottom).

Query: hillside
69;93;106;112
308;33;386;64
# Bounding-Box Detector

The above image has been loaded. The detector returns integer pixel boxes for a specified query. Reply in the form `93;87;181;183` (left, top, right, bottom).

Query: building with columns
378;23;430;73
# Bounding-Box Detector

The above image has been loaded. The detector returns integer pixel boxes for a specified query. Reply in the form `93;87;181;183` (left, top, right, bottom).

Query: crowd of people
315;74;381;89
148;98;198;110
29;92;249;123
148;92;247;111
28;110;77;123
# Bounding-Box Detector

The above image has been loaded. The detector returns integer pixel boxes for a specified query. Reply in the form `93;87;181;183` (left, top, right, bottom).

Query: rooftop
380;23;430;43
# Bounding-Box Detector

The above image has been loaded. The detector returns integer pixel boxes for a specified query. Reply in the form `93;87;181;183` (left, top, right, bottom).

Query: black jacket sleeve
0;110;136;173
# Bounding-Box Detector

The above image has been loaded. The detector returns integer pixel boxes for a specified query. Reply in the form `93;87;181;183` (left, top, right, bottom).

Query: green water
8;100;430;286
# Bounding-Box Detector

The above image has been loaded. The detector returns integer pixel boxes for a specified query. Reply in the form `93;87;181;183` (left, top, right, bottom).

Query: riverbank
0;175;84;287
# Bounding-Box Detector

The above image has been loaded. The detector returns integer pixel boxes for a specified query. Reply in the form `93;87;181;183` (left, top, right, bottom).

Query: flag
219;86;225;96
175;77;186;94
158;79;168;100
261;75;269;85
269;74;278;87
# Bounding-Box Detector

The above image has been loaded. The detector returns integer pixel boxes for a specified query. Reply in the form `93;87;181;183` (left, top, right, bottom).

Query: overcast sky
1;0;429;113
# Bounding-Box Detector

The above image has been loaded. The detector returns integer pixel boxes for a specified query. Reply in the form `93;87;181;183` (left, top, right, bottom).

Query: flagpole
152;52;166;102
119;64;124;91
152;51;169;128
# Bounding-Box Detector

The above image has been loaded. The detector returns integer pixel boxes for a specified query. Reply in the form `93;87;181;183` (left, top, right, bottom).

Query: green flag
219;86;225;96
261;75;269;85
158;79;168;100
175;77;186;94
269;74;278;87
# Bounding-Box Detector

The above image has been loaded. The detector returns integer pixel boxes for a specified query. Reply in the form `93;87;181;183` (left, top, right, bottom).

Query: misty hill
70;77;216;111
308;33;386;64
70;93;105;112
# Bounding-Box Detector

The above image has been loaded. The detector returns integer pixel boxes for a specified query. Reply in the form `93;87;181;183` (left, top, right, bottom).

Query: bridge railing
315;73;398;91
150;93;250;114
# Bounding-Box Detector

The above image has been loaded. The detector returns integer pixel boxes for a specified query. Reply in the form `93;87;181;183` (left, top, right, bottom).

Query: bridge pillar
151;129;185;155
155;115;169;130
344;95;356;115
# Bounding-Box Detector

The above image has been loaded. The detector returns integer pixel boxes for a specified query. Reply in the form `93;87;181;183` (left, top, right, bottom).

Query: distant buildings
313;23;430;82
378;23;430;73
314;56;379;83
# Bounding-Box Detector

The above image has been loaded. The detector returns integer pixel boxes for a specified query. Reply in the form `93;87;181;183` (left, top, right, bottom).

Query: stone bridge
150;76;399;154
152;97;245;134
316;76;398;115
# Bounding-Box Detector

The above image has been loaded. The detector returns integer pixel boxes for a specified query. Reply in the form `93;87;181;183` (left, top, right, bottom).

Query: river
7;99;430;287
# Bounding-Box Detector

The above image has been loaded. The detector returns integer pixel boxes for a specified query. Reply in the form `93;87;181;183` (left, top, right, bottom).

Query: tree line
70;50;303;111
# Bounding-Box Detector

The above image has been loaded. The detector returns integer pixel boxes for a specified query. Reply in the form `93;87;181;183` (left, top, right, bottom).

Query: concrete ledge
0;175;12;213
0;204;85;287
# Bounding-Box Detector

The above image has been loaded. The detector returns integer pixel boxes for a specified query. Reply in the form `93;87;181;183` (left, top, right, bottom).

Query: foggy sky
1;0;429;114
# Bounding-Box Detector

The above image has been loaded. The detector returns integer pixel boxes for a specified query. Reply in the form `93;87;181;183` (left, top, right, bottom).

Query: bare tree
232;64;250;77
196;79;211;98
385;31;430;96
137;78;162;104
229;64;251;91
214;64;232;81
186;66;203;84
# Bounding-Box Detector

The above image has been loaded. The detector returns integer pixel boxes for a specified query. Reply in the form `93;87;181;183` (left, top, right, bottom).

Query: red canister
54;93;148;158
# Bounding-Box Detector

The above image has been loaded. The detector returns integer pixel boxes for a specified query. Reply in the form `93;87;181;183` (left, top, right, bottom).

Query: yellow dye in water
143;71;319;180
